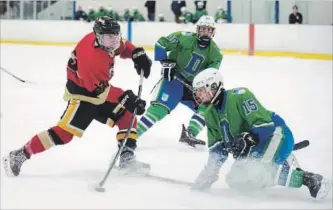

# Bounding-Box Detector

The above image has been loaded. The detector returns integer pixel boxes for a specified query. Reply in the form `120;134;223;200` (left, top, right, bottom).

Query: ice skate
118;146;150;175
303;171;332;199
2;147;30;177
179;124;206;147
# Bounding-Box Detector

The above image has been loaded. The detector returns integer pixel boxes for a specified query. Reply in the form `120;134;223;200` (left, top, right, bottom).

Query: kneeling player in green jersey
191;68;332;199
136;15;223;147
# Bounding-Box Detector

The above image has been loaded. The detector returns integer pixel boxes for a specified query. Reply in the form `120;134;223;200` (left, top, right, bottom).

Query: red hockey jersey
65;32;135;104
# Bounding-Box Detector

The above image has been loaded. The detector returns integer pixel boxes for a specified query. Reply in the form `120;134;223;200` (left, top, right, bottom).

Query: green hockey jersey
155;31;223;82
203;88;274;149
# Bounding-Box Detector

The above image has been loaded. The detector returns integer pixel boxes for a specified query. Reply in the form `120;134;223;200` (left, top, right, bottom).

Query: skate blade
316;178;332;200
2;155;15;177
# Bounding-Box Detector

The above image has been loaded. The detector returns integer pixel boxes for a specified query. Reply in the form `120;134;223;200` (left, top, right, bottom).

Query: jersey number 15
242;99;258;115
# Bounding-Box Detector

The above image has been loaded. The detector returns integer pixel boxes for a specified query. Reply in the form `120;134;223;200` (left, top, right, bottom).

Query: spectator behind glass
171;1;186;23
145;1;156;21
193;1;208;23
158;13;165;22
123;8;132;21
87;6;97;22
180;7;193;24
215;6;227;23
74;6;88;21
194;0;207;10
289;5;303;24
132;7;145;21
1;1;19;19
96;4;108;18
108;6;121;21
0;1;7;16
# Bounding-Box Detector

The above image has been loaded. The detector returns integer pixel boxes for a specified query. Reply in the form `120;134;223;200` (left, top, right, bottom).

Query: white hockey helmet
180;6;187;13
196;15;215;46
197;1;204;9
193;68;224;104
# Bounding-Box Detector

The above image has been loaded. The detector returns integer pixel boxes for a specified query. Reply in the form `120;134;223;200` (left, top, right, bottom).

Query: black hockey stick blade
293;140;310;151
144;174;192;186
0;67;34;84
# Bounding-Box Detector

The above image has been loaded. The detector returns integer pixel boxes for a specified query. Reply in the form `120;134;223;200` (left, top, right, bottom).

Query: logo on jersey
232;88;246;94
181;31;192;36
161;93;169;101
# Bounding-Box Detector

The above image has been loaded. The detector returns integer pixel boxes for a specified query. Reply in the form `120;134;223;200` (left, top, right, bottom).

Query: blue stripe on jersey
141;116;153;128
250;113;286;148
192;114;206;126
218;91;228;112
154;44;167;61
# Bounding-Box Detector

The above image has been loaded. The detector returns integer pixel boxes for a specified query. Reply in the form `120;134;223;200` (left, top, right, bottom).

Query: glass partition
0;0;331;25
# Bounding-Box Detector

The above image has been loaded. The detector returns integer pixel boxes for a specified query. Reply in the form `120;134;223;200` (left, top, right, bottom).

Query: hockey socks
187;113;206;137
277;162;304;188
137;104;168;137
24;126;74;156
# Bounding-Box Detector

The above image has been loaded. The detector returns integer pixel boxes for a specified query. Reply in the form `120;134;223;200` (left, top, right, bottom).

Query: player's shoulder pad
165;31;183;44
231;87;251;95
180;31;196;37
210;41;223;55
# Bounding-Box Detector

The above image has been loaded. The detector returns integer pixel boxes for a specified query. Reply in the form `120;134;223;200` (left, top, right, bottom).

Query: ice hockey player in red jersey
2;16;152;176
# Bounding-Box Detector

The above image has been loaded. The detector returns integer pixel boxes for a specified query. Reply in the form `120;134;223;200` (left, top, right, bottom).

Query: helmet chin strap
197;36;211;48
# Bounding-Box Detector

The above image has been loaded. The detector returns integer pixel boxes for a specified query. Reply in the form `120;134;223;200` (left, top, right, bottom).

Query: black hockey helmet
93;16;120;35
93;16;121;52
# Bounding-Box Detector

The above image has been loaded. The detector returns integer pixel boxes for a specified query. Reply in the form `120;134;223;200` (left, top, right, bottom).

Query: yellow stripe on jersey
57;99;84;137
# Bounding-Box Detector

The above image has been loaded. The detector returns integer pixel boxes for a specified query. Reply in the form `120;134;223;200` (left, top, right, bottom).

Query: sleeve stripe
253;122;275;128
156;42;166;49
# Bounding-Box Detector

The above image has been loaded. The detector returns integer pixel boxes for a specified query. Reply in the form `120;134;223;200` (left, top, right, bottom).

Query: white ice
1;44;332;209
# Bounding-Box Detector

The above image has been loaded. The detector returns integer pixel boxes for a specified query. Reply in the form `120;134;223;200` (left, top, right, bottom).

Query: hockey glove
231;132;258;160
161;59;177;81
118;90;146;115
132;47;152;78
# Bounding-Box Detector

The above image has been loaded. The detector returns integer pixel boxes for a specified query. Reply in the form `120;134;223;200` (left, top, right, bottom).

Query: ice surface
1;44;332;209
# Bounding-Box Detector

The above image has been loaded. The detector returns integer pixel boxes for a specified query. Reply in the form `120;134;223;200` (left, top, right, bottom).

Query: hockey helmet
93;16;121;52
192;68;224;104
196;15;215;47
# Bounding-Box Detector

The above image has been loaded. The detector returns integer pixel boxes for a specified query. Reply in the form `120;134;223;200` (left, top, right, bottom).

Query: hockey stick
150;77;163;94
144;173;192;186
143;141;309;187
293;140;309;151
0;67;31;83
175;77;194;92
150;76;191;94
95;70;144;192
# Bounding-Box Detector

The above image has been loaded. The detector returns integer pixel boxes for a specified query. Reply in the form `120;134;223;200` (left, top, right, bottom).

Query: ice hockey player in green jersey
190;68;332;199
136;15;223;147
87;7;97;22
180;7;193;24
193;1;208;23
107;6;121;21
133;8;145;22
95;5;108;18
